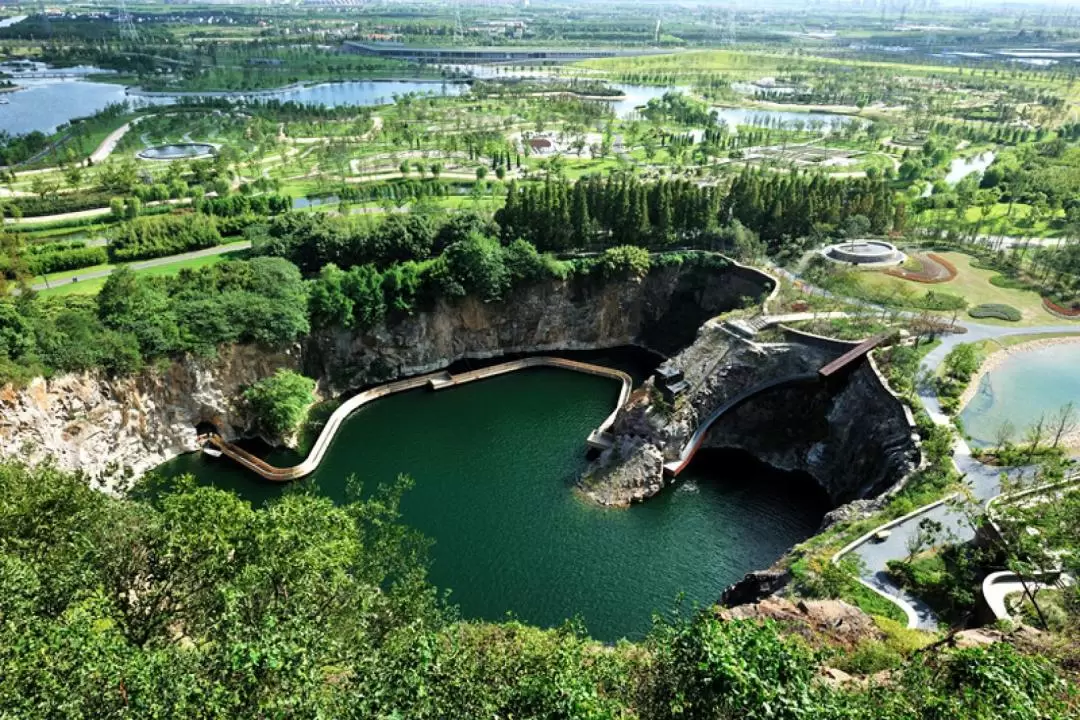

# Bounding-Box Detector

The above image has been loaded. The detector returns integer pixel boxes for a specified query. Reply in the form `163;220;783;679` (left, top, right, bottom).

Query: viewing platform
209;356;632;482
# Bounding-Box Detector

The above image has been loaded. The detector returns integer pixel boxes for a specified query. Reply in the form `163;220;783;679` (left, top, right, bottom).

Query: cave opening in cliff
194;420;223;438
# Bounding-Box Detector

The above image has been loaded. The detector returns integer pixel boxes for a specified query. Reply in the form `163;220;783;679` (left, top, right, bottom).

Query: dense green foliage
108;213;224;262
968;303;1022;321
0;258;309;382
243;369;316;439
936;343;982;414
0;460;1074;718
3;190;117;218
496;172;894;254
0;240;107;279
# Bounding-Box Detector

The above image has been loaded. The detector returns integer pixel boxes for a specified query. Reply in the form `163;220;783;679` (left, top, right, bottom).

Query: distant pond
960;341;1080;447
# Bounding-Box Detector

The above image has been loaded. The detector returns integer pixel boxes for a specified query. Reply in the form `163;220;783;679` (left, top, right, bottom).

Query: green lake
156;354;830;640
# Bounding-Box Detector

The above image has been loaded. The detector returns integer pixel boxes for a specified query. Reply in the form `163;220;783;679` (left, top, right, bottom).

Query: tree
1025;413;1048;454
992;419;1017;451
905;517;946;561
1050;402;1077;448
399;160;410;177
437;233;509;302
243;369;316;440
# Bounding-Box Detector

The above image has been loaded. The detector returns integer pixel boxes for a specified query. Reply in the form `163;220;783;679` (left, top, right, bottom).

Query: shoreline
958;334;1080;450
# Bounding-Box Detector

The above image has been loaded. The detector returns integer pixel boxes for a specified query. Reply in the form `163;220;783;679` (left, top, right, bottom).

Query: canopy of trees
243;369;316;440
0;257;309;383
0;460;1073;718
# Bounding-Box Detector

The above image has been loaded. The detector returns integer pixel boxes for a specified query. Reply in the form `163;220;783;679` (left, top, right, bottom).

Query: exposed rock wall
0;260;772;487
0;345;300;488
580;327;919;507
702;360;919;503
304;261;771;392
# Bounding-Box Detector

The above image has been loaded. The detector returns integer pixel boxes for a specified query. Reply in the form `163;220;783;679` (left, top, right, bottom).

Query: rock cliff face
303;261;771;392
0;261;773;488
580;326;920;507
0;345;300;488
702;360;919;503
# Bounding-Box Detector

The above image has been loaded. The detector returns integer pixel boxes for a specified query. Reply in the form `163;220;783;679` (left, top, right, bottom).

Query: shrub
837;640;904;675
243;369;316;440
594;245;651;280
108;213;222;262
968;303;1021;322
25;246;108;276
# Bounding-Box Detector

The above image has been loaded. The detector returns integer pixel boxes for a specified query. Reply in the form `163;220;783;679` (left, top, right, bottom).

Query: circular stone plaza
822;239;905;267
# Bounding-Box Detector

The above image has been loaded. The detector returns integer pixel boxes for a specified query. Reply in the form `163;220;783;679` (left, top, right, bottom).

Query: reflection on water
154;357;828;641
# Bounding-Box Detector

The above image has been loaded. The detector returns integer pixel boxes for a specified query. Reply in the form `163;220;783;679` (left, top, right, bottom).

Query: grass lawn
856;251;1058;326
35;244;248;298
915;202;1064;238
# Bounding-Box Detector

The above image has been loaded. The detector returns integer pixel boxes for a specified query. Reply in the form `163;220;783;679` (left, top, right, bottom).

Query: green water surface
157;364;829;640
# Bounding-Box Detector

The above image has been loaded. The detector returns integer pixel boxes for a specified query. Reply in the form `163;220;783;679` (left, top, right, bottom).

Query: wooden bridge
818;334;888;379
208;356;632;482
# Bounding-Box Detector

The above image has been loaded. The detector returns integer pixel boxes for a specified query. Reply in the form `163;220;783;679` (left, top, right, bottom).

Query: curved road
772;261;1080;628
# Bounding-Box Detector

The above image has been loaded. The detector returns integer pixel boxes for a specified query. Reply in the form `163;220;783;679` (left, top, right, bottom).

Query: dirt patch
718;597;884;651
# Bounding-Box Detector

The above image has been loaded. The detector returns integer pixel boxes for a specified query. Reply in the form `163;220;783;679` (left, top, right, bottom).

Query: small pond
959;341;1080;447
711;106;856;132
944;151;995;184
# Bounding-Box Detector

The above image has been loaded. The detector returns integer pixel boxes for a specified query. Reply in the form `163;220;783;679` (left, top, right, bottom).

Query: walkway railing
210;356;632;482
663;374;820;477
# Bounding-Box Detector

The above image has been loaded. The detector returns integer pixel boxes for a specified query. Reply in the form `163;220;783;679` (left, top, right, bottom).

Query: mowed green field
855;251;1061;326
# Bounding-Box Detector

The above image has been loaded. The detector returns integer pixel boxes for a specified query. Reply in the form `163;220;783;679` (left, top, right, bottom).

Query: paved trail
776;262;1080;628
30;241;251;292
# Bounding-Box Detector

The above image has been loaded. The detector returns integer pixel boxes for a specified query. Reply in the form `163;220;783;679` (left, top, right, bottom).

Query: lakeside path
771;261;1080;628
861;323;1080;629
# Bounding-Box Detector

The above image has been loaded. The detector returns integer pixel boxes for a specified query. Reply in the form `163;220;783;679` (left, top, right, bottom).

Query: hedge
108;213;223;262
27;246;108;276
968;303;1021;322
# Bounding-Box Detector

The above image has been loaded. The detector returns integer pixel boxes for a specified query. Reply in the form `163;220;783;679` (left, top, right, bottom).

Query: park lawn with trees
34;242;249;298
850;251;1059;325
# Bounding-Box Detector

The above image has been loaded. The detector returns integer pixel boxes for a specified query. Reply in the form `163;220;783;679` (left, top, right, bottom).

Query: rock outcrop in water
0;260;772;488
580;325;920;508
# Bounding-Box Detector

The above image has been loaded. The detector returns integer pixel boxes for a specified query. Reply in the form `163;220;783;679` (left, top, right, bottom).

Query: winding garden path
786;265;1080;628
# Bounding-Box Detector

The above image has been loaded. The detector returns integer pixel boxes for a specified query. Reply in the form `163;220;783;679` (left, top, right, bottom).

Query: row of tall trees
496;171;895;253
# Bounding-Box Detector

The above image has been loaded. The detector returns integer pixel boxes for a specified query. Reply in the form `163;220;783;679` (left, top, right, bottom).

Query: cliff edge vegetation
0;459;1073;719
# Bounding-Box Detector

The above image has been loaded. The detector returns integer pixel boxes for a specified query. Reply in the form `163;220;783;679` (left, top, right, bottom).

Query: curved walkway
663;374;820;476
792;267;1080;629
983;571;1075;623
211;356;632;482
